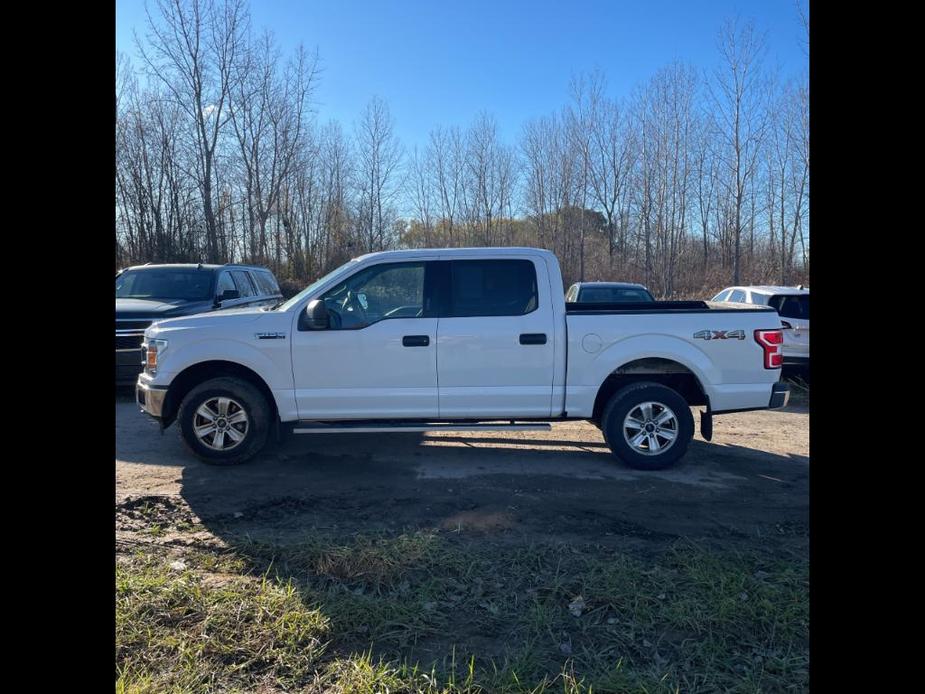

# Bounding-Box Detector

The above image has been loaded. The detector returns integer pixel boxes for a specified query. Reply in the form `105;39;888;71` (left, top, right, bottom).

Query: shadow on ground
116;393;809;690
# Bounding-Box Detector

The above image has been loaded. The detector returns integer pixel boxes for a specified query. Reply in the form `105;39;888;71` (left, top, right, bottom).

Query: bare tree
693;113;718;272
138;0;249;262
708;18;770;285
355;96;403;252
767;80;808;283
408;145;434;246
426;126;464;246
584;90;636;272
228;30;318;268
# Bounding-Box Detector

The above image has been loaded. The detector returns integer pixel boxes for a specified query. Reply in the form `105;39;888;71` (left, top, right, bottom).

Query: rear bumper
768;382;790;409
136;377;167;419
782;356;810;367
710;381;790;415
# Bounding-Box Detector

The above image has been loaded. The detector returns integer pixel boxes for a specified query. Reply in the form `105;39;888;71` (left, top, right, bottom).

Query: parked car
565;281;655;304
135;247;788;470
710;285;809;368
116;263;283;383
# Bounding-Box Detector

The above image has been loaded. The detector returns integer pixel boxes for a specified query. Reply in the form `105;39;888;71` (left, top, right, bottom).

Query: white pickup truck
136;247;789;470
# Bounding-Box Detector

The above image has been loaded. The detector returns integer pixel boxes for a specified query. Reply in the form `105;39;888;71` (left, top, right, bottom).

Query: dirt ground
116;390;808;554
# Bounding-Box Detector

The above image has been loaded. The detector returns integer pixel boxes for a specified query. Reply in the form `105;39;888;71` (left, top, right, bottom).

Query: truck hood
116;297;215;320
146;306;269;335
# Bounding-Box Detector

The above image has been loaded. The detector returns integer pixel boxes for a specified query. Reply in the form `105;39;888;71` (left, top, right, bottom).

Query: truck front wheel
177;377;271;465
601;382;694;470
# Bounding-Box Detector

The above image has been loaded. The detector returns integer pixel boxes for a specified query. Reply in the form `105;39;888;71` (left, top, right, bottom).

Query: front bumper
116;351;144;384
136;377;168;418
768;382;790;409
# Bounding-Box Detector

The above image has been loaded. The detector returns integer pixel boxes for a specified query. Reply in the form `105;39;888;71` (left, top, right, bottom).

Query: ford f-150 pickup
136;247;789;470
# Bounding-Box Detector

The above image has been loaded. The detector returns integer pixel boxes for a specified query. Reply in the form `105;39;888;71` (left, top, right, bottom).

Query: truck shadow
166;431;808;548
117;398;809;683
116;396;808;546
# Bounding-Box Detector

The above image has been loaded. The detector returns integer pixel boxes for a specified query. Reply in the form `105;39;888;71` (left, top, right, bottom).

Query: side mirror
301;299;330;330
217;289;239;302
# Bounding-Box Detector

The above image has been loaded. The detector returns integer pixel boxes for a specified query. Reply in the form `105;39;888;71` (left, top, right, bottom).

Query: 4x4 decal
693;329;746;340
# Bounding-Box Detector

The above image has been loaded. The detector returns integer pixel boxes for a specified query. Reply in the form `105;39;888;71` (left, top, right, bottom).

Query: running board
292;422;552;434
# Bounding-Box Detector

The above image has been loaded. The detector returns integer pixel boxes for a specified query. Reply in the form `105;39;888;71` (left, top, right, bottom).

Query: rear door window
448;260;538;317
231;271;257;298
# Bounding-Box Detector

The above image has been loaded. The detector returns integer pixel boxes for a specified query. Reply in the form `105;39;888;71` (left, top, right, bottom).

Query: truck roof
122;263;272;272
352;247;558;262
570;281;649;290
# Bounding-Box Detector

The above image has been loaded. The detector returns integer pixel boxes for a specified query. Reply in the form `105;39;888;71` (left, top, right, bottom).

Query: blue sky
116;0;807;150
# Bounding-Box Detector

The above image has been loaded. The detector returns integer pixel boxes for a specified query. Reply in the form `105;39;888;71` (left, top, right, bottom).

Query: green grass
116;526;808;693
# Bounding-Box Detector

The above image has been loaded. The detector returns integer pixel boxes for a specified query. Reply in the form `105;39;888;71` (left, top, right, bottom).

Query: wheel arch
592;357;708;423
162;360;279;429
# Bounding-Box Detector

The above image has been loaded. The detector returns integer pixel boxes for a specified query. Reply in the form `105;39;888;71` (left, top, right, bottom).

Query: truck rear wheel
177;377;271;465
601;382;694;470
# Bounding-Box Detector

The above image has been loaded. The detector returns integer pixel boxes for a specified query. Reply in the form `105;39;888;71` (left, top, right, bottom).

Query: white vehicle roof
721;285;809;296
353;246;556;262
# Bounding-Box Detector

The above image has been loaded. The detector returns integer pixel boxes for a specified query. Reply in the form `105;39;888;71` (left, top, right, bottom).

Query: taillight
754;329;783;369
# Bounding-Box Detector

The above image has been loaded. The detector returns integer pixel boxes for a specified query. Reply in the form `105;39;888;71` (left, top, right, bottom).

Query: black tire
177;377;271;465
600;382;694;470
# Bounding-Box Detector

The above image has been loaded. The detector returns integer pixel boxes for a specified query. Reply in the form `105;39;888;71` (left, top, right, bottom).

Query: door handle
519;333;547;345
402;335;430;347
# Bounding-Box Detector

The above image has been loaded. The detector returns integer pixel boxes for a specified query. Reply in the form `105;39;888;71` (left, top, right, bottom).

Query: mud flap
700;408;713;441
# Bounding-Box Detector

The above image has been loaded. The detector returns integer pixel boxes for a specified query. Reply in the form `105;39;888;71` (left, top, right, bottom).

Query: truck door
290;260;440;419
435;257;556;418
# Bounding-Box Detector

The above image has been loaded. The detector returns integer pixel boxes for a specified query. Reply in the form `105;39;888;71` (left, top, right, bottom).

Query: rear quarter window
253;270;281;296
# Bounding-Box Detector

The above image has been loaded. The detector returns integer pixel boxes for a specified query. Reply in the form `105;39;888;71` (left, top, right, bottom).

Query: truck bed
561;300;782;416
565;301;776;313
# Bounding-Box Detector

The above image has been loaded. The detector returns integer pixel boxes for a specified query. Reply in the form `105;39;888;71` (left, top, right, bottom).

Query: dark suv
116;263;283;383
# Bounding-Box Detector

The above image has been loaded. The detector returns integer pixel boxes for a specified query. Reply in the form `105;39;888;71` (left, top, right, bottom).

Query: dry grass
117;526;808;693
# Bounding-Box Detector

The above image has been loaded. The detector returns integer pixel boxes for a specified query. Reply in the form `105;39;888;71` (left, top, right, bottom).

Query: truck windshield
768;294;810;320
578;286;654;303
274;259;358;311
116;269;213;301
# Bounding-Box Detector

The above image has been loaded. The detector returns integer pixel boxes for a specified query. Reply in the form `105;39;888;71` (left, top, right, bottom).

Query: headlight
144;338;168;374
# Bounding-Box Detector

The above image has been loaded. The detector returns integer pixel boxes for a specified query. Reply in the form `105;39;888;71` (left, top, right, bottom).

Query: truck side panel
564;311;782;416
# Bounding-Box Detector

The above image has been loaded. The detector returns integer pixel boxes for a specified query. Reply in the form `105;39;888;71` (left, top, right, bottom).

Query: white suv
711;286;809;367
